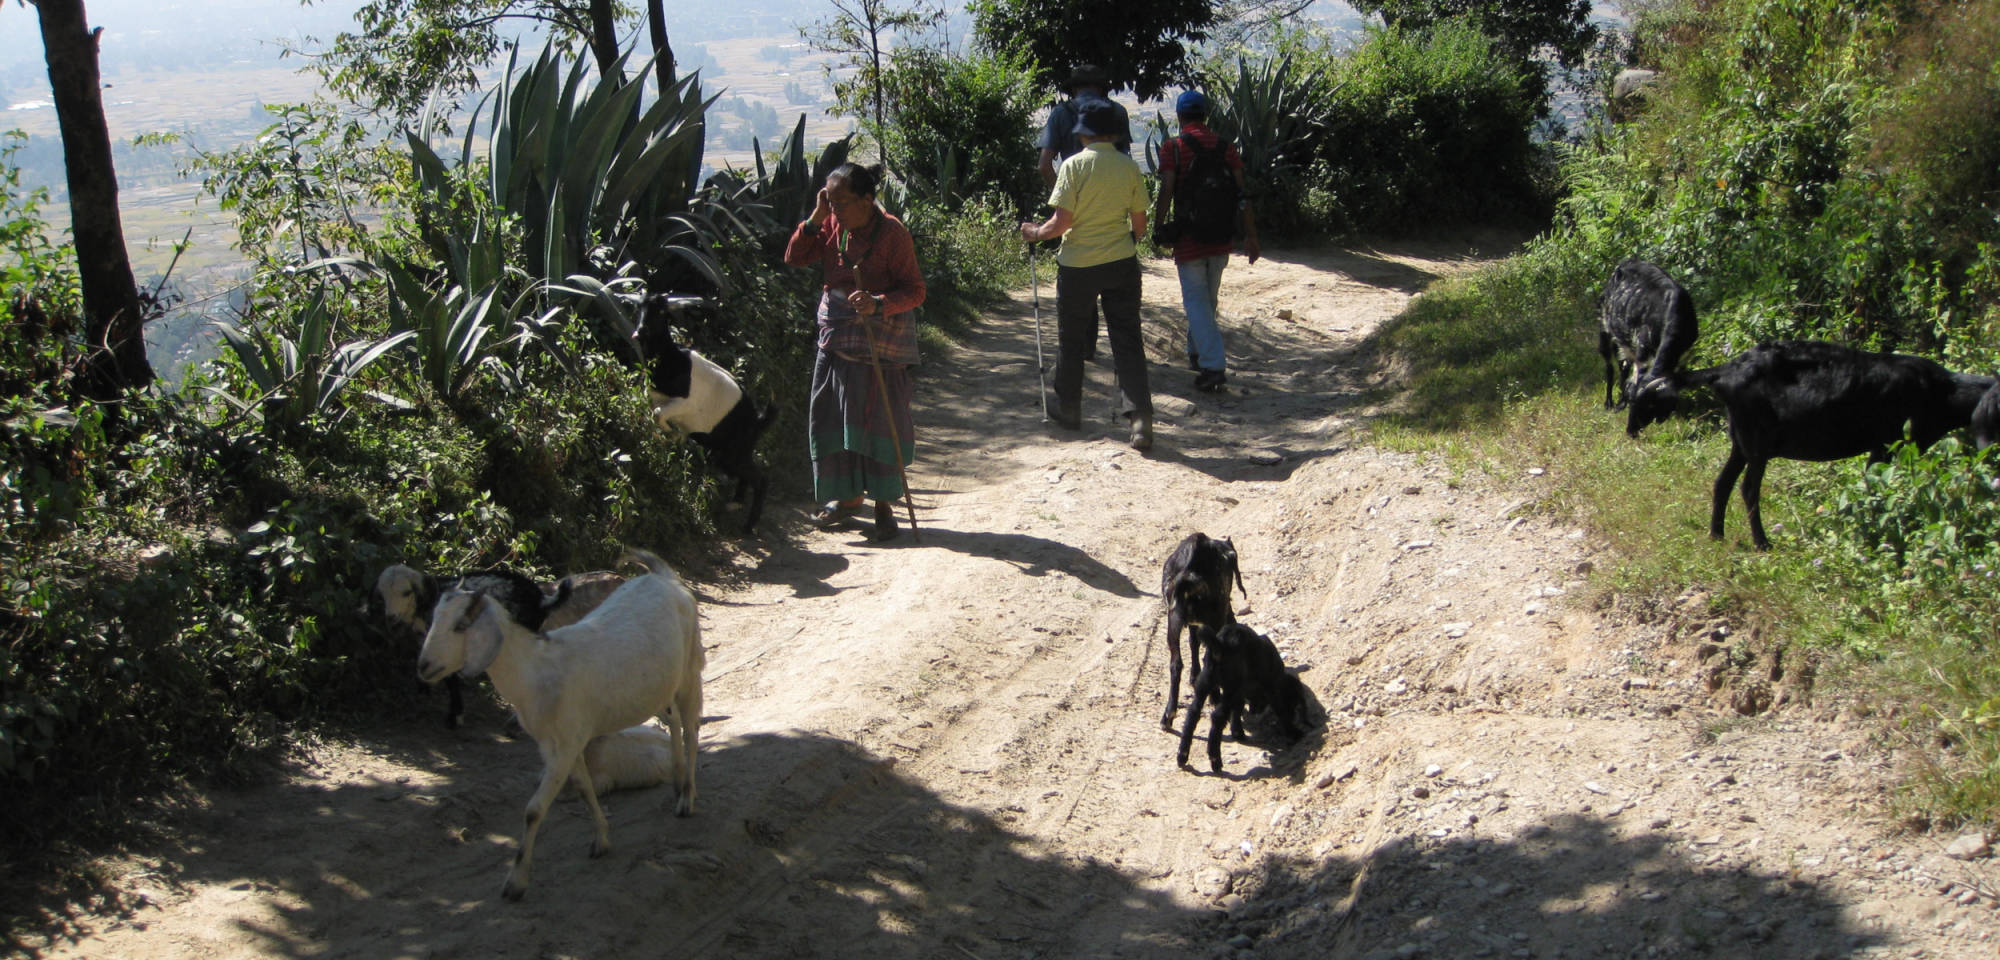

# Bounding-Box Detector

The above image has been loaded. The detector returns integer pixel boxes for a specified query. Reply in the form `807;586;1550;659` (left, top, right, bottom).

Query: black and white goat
373;564;626;728
418;548;704;902
1175;624;1311;774
632;297;776;534
1628;340;1997;549
1599;259;1699;430
1159;532;1246;731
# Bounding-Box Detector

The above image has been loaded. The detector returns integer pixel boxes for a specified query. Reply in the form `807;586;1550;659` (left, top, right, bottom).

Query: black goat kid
1628;340;1995;549
1159;533;1246;731
1598;259;1699;433
1175;624;1310;774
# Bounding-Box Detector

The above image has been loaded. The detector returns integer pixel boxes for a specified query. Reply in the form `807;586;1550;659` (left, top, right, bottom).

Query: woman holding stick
784;163;926;542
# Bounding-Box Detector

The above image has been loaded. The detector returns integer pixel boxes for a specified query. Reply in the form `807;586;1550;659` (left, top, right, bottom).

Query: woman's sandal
812;500;860;528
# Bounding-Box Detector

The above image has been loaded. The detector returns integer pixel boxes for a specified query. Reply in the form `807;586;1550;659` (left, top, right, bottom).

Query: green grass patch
1370;251;2000;827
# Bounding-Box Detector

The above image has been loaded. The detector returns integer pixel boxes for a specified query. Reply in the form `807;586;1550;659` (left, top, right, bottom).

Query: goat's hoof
500;878;528;902
1175;757;1190;769
675;797;695;817
589;839;610;859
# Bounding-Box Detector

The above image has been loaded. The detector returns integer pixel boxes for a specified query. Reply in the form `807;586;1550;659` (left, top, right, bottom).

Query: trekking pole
860;314;920;544
1031;242;1047;421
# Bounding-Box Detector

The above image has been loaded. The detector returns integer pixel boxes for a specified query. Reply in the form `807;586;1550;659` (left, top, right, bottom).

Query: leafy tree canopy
300;0;637;123
968;0;1217;100
1346;0;1596;70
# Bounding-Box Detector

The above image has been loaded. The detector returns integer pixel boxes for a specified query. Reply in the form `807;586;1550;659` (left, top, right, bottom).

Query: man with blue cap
1020;99;1155;450
1154;88;1260;394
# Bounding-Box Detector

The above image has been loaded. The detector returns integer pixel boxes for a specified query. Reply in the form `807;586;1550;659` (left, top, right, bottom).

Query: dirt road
20;242;1996;959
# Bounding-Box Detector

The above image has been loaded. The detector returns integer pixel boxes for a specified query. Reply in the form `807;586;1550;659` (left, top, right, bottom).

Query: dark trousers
1052;256;1150;421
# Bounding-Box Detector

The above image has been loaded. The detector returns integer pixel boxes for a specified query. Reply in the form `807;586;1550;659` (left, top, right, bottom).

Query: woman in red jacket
783;163;927;542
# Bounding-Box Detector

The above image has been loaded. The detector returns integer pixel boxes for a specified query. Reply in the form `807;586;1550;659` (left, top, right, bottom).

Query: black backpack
1174;133;1239;245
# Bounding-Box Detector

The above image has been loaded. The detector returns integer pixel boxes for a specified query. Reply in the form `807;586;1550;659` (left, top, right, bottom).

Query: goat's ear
458;597;504;678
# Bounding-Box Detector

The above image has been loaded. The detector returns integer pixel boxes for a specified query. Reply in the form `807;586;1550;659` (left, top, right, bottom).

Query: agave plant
209;280;413;429
1205;54;1339;195
1146;54;1339;233
374;257;558;399
705;115;855;242
407;43;735;297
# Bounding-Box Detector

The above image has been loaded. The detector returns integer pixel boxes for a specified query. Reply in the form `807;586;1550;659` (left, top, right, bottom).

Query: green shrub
1374;0;2000;825
1308;21;1554;233
873;45;1045;219
896;190;1032;333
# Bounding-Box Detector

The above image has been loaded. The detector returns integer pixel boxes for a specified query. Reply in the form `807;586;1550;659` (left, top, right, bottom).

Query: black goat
1159;532;1246;731
1175;624;1310;774
1974;378;2000;450
632;298;777;534
1599;259;1699;431
1628;340;1996;549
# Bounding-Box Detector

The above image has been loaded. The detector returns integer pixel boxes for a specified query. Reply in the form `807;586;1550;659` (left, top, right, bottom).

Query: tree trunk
867;10;884;134
32;0;153;398
587;0;620;81
647;0;674;94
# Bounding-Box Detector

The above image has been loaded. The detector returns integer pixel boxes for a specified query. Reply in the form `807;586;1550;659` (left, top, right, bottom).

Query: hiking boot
1194;369;1227;393
1129;415;1154;451
1047;401;1081;430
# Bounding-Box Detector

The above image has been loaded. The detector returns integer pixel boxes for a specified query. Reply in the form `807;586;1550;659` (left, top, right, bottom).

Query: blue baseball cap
1176;90;1209;116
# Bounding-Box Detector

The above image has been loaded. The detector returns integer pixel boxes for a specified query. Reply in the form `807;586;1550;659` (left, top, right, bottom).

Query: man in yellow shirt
1019;101;1155;450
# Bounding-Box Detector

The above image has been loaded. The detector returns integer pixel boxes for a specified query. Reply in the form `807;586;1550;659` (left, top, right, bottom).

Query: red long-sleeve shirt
785;211;926;365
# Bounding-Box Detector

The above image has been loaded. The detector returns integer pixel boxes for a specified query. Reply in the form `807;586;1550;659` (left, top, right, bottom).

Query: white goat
374;564;627;729
417;549;704;901
568;722;680;797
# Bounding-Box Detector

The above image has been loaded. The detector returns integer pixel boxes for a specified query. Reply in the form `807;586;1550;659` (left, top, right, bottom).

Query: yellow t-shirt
1049;142;1148;269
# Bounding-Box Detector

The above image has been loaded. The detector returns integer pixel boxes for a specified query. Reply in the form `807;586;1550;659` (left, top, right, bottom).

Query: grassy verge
1370;256;2000;828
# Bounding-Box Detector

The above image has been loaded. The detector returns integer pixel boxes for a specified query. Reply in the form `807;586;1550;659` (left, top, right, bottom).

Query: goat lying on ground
565;722;681;798
373;564;626;728
1176;624;1311;774
1628;340;1997;549
633;297;777;534
1159;532;1246;731
418;548;703;902
1599;259;1699;428
1975;378;2000;451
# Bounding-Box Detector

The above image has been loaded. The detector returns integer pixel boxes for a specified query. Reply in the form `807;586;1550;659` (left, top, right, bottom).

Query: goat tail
617;548;677;581
1169;570;1210;609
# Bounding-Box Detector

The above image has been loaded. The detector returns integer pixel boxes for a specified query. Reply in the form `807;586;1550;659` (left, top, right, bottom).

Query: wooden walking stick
860;309;920;543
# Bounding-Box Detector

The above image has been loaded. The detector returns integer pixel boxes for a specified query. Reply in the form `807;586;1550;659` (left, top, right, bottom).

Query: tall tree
969;0;1216;100
302;0;638;123
646;0;674;94
801;0;942;134
26;0;152;397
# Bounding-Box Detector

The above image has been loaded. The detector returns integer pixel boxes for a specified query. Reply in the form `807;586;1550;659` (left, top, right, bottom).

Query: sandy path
16;241;1994;960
